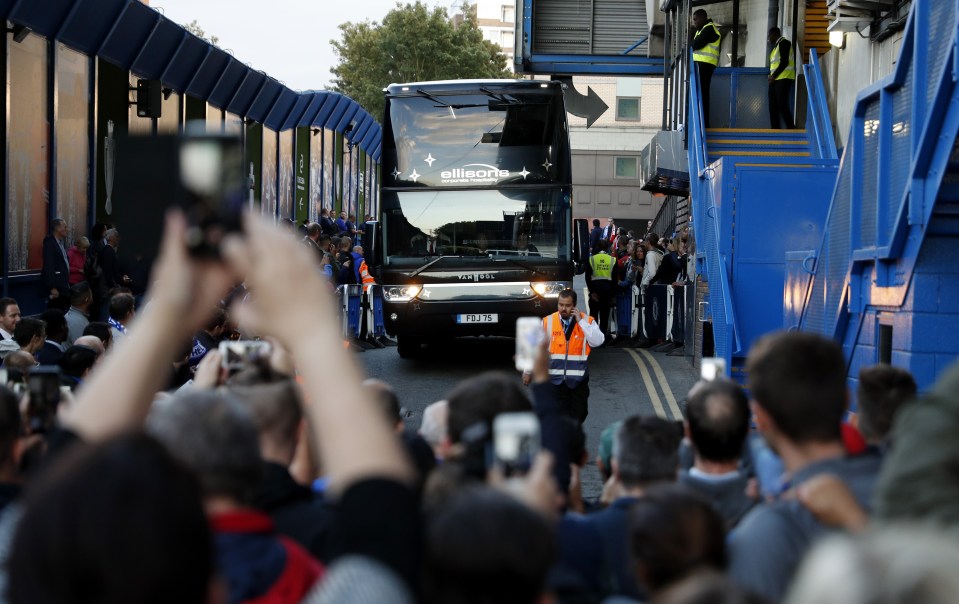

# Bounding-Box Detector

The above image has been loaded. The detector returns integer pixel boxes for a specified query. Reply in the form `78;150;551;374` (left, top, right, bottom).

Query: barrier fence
337;284;388;344
590;283;690;345
336;282;688;348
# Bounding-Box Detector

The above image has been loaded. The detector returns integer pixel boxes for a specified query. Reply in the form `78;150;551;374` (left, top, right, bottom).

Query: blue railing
798;0;959;341
803;48;839;160
688;52;741;374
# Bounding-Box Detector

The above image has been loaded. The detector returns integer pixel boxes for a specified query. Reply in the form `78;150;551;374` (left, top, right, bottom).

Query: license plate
457;313;498;324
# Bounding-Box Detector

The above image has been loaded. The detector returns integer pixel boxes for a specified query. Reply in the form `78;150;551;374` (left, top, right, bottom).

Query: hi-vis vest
589;252;614;280
353;254;376;292
769;37;796;80
693;22;721;66
544;312;594;387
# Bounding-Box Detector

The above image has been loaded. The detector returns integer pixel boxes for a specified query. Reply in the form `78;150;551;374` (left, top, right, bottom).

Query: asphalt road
356;318;701;500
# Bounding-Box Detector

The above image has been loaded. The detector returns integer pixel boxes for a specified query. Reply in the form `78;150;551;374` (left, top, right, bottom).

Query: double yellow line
624;348;684;420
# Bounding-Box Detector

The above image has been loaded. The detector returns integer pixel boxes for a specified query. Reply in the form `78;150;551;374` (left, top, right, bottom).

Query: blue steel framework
798;0;959;390
1;0;381;308
687;49;841;379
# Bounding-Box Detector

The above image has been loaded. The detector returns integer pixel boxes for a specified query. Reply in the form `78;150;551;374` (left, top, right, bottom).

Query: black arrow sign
556;76;609;128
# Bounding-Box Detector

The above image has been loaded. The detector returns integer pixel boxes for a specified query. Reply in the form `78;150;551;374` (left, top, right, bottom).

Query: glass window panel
615;157;637;178
8;34;50;272
310;128;323;220
56;43;90;248
262;128;278;218
616;97;640;121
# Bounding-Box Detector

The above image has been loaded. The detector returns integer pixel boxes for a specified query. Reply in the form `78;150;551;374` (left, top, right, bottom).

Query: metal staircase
688;52;840;382
796;0;959;389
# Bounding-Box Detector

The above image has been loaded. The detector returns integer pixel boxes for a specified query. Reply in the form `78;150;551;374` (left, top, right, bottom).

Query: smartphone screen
219;340;272;371
493;412;540;475
179;133;246;255
515;317;545;372
701;357;726;381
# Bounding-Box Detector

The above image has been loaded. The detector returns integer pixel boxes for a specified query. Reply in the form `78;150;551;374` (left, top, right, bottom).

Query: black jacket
41;236;70;297
255;462;336;562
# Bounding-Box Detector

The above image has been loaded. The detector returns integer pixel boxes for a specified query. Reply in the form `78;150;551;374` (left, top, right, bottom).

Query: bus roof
384;79;563;96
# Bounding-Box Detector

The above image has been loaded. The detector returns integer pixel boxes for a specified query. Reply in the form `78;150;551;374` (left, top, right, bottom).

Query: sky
151;0;459;91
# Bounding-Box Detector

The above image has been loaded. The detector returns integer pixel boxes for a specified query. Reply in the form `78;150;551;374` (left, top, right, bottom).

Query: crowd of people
586;217;691;351
0;209;956;604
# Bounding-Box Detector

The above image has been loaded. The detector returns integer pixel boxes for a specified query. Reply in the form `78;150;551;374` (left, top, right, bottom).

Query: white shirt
575;313;606;348
0;328;12;341
642;248;664;290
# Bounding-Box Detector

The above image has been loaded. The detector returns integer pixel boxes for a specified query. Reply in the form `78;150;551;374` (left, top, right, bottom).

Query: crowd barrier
602;283;690;345
336;284;387;342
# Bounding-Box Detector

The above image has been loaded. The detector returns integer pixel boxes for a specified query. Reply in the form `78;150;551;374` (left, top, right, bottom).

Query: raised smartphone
515;316;545;372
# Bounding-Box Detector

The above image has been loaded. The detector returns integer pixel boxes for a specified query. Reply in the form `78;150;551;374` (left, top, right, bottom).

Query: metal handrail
803;49;839;160
687;50;741;370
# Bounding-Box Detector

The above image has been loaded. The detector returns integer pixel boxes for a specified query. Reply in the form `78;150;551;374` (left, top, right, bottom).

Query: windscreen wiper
408;255;459;278
415;89;486;110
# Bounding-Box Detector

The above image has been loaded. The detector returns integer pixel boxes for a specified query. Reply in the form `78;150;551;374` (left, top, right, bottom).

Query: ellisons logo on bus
441;163;511;184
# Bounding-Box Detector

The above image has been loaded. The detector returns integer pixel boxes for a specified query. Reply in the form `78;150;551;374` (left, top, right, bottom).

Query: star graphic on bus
522;288;531;295
519;167;530;179
422;289;432;298
410;169;421;182
542;158;553;171
424;154;436;166
391;167;401;179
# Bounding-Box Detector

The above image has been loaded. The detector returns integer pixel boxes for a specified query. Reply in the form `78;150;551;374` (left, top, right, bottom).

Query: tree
331;1;511;119
184;19;220;47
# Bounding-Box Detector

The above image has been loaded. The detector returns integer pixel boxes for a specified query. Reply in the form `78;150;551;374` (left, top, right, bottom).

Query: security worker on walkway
587;239;615;338
523;288;604;423
692;9;721;128
768;27;796;129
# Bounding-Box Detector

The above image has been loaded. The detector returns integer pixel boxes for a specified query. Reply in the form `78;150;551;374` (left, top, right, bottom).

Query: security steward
586;239;615;339
523;288;604;423
767;27;796;129
691;9;721;128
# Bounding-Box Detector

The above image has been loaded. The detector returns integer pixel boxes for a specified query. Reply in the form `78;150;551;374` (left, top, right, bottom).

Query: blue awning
2;0;381;159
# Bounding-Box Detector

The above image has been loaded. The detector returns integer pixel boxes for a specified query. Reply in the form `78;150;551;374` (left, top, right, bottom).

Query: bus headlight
531;282;570;298
384;285;421;302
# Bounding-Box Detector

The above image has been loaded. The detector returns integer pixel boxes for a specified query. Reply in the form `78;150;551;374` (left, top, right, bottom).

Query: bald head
3;351;37;374
74;335;106;356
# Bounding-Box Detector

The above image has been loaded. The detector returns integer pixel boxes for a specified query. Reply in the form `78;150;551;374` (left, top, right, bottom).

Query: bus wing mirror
573;218;589;269
363;221;382;268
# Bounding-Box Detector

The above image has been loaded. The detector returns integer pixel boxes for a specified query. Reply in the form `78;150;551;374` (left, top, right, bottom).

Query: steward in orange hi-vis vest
544;311;594;388
526;288;605;423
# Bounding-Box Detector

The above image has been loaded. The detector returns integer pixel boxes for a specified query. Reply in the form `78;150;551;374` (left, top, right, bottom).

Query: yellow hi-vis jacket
693;22;721;66
589;252;614;280
769;37;796;80
544;312;595;387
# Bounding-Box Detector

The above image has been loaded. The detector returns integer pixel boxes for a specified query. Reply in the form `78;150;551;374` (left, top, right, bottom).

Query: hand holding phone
701;357;726;381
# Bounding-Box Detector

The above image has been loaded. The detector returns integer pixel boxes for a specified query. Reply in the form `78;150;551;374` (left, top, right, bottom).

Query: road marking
625;348;667;419
638;349;685;420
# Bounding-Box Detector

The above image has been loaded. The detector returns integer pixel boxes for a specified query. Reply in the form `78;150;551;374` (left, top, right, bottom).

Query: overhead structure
0;0;382;160
514;0;663;76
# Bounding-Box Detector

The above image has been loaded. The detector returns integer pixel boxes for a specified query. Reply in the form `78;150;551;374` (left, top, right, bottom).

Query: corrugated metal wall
533;0;649;56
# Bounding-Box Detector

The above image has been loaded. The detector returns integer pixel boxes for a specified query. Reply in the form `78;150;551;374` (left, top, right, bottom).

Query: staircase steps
803;0;832;64
705;128;811;164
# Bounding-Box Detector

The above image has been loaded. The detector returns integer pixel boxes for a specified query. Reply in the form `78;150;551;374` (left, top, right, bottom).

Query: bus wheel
397;335;423;359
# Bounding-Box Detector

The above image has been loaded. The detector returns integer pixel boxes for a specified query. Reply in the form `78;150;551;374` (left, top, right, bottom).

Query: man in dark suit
97;229;131;318
588;219;603;255
41;218;71;311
